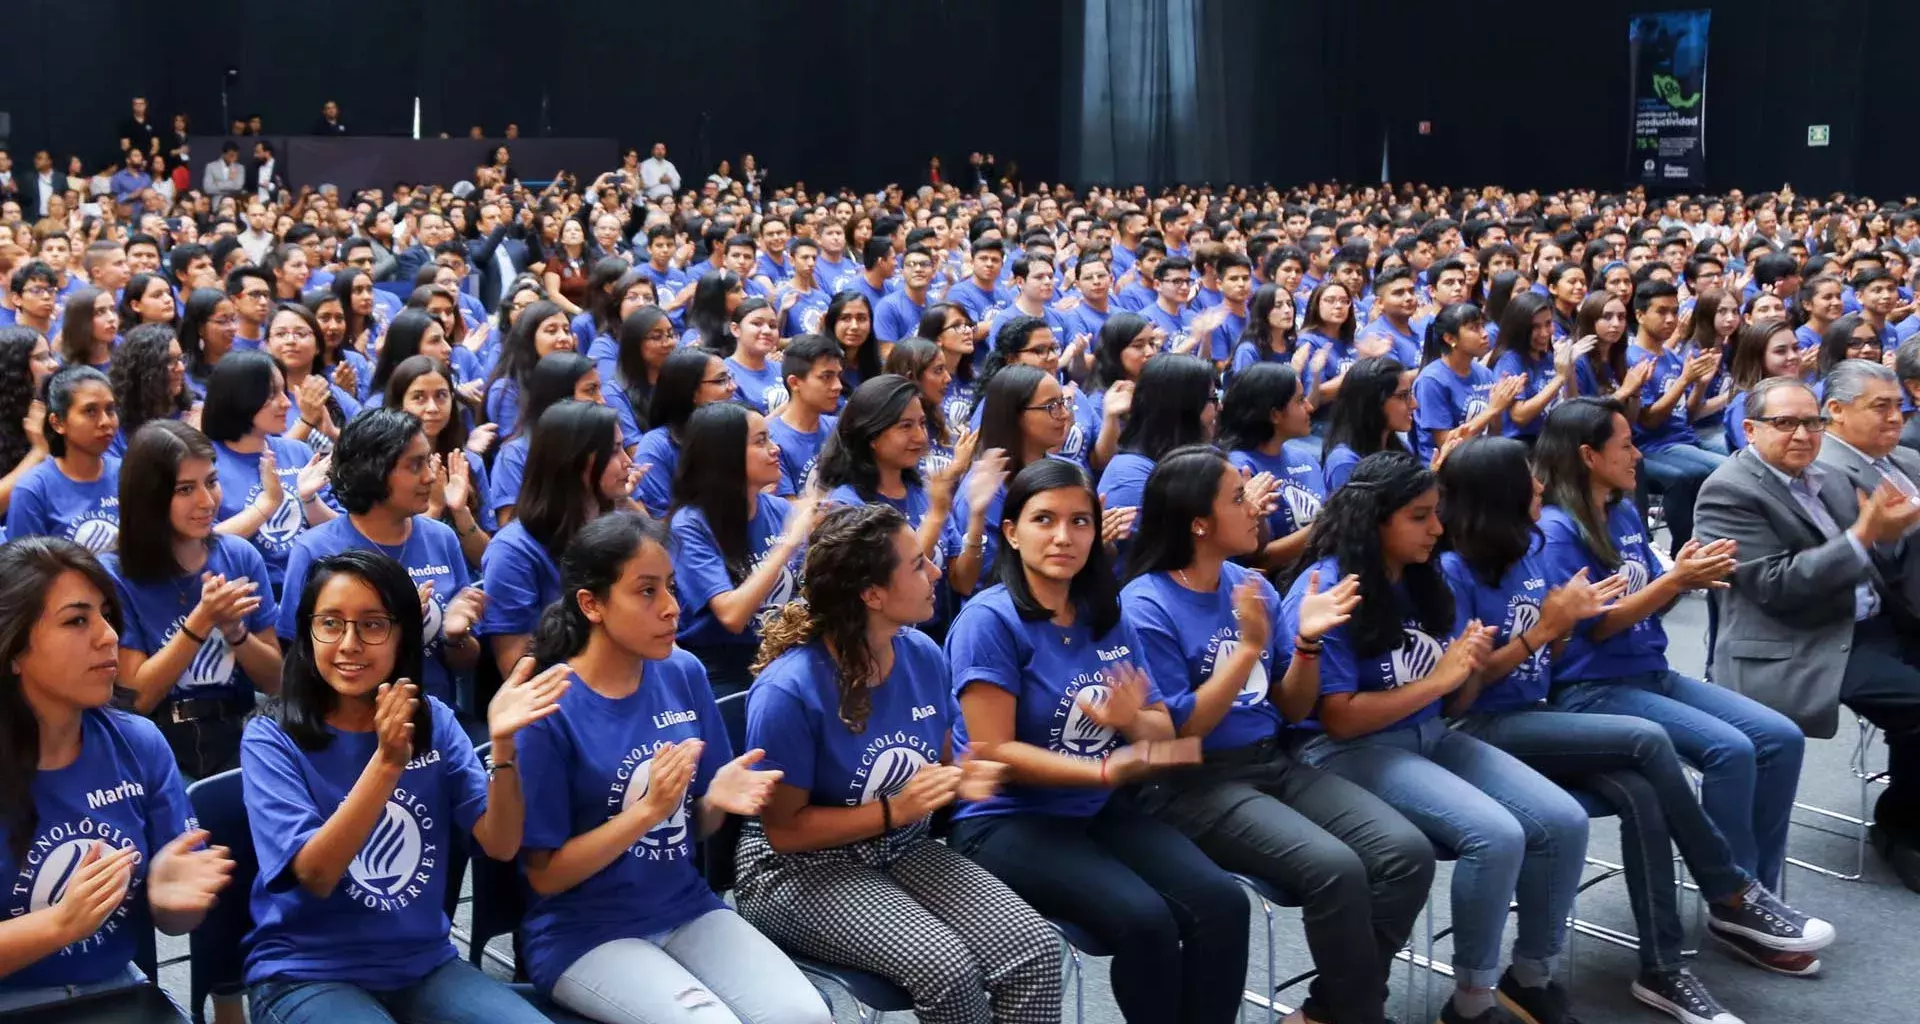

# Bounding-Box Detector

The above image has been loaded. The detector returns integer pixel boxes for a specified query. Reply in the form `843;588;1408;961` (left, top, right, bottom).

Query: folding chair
1786;710;1886;886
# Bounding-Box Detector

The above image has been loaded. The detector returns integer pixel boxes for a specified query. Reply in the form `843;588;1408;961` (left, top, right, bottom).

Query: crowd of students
1;146;1917;1024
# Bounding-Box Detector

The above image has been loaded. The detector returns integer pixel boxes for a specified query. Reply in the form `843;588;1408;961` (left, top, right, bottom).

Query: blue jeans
1639;443;1726;555
1455;708;1753;969
1551;670;1804;890
249;958;551;1024
1300;717;1589;990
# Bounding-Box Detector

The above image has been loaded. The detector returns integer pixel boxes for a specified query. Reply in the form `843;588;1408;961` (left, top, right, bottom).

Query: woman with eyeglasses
1299;280;1358;420
971;315;1101;468
1080;312;1155;473
913;301;978;424
481;400;638;676
1120;446;1431;1024
668;402;818;705
201;350;336;595
180;288;241;400
267;303;360;454
58;287;119;373
7;366;122;551
487;353;610;527
630;348;738;517
276;409;485;711
1219;363;1326;573
387;356;494;566
1286;450;1590;1024
946;458;1242;1024
736;503;1057;1024
240;548;566;1024
1320;355;1414;491
516;511;825;1024
0;538;234;1019
1814;314;1883;395
105;420;281;778
1535;398;1808;920
1438;435;1830;1019
106;323;194;458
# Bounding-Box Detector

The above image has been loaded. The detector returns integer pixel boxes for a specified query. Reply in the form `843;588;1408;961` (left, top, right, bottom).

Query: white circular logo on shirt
1283;486;1322;528
1218;638;1269;704
860;746;931;805
1390;630;1444;687
1621;556;1650;596
346;801;425;900
761;383;790;412
1059;683;1116;756
180;628;235;691
801;308;824;334
942;396;972;427
28;837;100;912
1511;601;1540;643
620;756;691;849
1059;422;1086;459
71;517;119;553
1465;397;1489;420
260;489;304;546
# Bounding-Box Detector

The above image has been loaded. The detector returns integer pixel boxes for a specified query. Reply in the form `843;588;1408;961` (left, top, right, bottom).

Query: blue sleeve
1121;592;1194;728
108;571;156;654
632;440;674;516
1440;556;1476;637
514;712;571;852
479;537;546;636
1230;344;1257;378
464;453;498;534
1412;371;1456;435
129;717;194;843
486;379;519;437
435;701;490;832
1537;517;1592;589
745;675;817;793
945;604;1023;697
670;513;735;613
488;443;525;513
1115;622;1166;705
239;719;329;894
5;472;47;539
603;387;642;453
1324;448;1357;491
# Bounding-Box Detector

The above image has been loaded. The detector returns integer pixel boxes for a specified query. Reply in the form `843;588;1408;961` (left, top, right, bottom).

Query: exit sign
1808;124;1831;147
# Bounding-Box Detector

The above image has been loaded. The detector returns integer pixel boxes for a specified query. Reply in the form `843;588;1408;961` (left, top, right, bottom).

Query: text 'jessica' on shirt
240;696;486;989
515;650;730;994
1284;555;1455;734
0;710;191;991
944;585;1161;820
1122;563;1285;751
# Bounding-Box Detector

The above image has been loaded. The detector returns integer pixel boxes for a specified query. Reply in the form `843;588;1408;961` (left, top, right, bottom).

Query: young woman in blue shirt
1287;451;1590;1024
0;327;61;517
484;300;576;439
1319;356;1414;491
107;421;281;778
385;356;494;567
106;323;194;457
1095;354;1216;518
1219;362;1328;573
1533;399;1809;919
1411;304;1523;464
630;348;737;517
1490;292;1572;443
200;350;337;596
1078;312;1155;472
944;458;1243;1024
268;304;360;454
517;511;826;1024
1438;435;1832;1017
880;339;964;478
0;538;233;1018
488;351;615;526
667;402;816;704
6;366;123;551
1722;320;1802;451
240;548;566;1024
721;299;787;415
1121;446;1431;1024
1230;281;1308;384
738;503;1060;1024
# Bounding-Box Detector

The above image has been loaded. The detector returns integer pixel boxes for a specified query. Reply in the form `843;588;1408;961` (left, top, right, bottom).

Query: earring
1195;527;1207;537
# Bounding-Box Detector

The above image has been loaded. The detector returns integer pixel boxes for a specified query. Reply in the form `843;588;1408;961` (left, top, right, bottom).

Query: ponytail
533;511;670;667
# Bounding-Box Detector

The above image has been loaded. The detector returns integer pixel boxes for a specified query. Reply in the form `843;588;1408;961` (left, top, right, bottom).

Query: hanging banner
1627;10;1710;186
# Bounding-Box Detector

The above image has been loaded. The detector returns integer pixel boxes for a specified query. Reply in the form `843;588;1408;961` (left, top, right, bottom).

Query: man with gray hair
1696;364;1920;893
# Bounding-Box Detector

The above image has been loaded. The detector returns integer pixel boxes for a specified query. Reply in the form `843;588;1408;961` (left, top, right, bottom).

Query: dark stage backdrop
1;0;1912;197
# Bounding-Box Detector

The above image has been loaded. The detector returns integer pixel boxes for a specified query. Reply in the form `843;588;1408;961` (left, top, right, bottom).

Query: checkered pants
734;821;1061;1024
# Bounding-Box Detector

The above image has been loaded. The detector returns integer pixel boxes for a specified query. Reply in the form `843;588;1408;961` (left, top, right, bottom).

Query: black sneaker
1706;884;1834;952
1494;968;1582;1024
1711;928;1822;977
1438;999;1520;1024
1631;969;1744;1024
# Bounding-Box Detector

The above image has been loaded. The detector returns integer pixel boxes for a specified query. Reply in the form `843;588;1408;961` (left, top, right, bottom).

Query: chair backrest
700;690;751;894
461;742;526;976
185;768;256;1018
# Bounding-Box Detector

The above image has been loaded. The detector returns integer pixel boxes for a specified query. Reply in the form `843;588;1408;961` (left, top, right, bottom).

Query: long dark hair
1420;302;1486;365
109;324;191;440
1573;291;1628;391
1300;451;1452;658
178;288;231;381
1239;283;1296;356
1089;312;1152;392
975;364;1049;475
484;299;567;412
531;511;672;666
752;504;912;731
970;315;1048;416
1299;280;1355;344
1322;356;1408;461
813;374;923;500
370;309;443;397
588;260;639;337
329;268;375;352
117;421;218;580
59;286;111;368
1123;445;1230;580
687;271;742;354
0;329;42;472
651;348;719;442
516;401;621;557
1494;291;1553;363
880;339;951;445
1116;354;1214;459
1218;362;1301;453
671;403;757;583
1819;314;1874;377
1535;397;1628;568
264;550;429;754
996;458;1120;637
613;306;671;427
386;355;471;456
823;290;882;383
1436;436;1537;586
0;538;122;860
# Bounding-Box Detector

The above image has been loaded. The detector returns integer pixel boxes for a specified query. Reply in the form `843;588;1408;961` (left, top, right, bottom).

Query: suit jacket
1814;437;1920;615
467;226;529;312
25;171;70;218
1899;416;1920;459
1693;447;1879;737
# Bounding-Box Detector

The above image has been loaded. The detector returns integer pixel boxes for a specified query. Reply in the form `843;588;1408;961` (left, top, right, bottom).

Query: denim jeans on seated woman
1549;669;1804;890
249;957;550;1024
1299;716;1589;991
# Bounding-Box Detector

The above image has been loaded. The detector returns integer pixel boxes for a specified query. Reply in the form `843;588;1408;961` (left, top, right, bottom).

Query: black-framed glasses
1752;415;1826;435
1388;389;1414;403
1024;397;1073;418
1022;344;1061;359
704;370;736;387
310;614;396;645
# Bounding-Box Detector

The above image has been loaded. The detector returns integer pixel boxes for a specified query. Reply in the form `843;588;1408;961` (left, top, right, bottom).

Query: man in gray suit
1695;365;1920;891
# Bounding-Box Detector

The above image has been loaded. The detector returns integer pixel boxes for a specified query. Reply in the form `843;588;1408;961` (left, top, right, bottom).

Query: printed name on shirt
652;709;698;729
85;780;147;811
909;704;939;721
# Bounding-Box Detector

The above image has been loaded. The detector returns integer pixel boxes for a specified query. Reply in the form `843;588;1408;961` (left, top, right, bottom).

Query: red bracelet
1099;754;1110;787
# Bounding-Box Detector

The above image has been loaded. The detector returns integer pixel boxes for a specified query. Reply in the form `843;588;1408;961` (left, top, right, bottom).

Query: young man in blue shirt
225;265;273;350
847;238;896;312
1158;205;1194;261
874;245;936;344
1064;255;1115;339
991;255;1074;351
778;236;833;338
1114;238;1167;312
1360;266;1425;367
751;216;792;293
947;237;1010;324
1110;209;1149;280
812;219;860;295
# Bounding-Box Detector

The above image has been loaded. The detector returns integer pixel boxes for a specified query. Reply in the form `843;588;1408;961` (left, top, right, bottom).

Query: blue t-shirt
1725;390;1753;451
1095;452;1154;513
1440;548;1553;712
750;632;952;812
631;427;680;517
6;457;121;552
1140;302;1194;354
725;356;788;415
1121;564;1284;751
484;378;523;440
488;436;530;515
277;516;471;706
768;414;837;495
1539;501;1667;682
752;252;793;288
670;495;801;650
1492;349;1559;441
1322;443;1362;492
1229;338;1294;382
0;710;190;991
477;520;562;640
1412;359;1495;463
215;436;322;593
105;537;278;705
516;653;730;994
1228;440;1325;540
873;290;930;344
1065;300;1112;341
815;254;862;296
241;697;486;988
945;279;1010;323
945;585;1161;820
1284;556;1452;733
1359;320;1422;367
1627;345;1696;454
780;284;833;337
1793;324;1823;352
